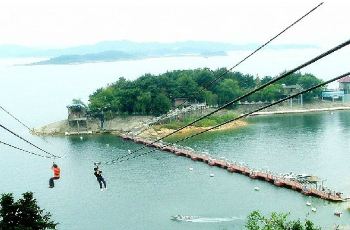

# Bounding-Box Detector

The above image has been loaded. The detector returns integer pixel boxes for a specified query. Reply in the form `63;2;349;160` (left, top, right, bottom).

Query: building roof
338;76;350;83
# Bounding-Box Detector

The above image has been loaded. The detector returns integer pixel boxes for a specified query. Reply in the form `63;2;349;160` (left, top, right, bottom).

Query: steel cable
121;71;350;162
110;38;350;163
133;2;324;137
0;123;61;158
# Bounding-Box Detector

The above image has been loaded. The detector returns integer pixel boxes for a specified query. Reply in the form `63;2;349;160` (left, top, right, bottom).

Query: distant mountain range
0;41;318;65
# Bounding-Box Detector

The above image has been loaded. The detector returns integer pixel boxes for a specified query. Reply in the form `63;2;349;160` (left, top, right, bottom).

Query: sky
0;0;349;48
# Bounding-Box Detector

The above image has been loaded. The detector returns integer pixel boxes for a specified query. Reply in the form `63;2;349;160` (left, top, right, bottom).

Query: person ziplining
2;2;347;198
49;163;61;188
94;162;107;191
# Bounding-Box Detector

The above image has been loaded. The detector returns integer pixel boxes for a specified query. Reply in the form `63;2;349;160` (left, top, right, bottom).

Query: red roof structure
338;76;350;83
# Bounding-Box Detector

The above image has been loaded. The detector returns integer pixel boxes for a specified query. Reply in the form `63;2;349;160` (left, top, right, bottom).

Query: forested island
88;68;323;117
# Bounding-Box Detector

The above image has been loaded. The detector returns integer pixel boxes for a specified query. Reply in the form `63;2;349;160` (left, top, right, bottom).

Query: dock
121;134;345;202
64;130;93;135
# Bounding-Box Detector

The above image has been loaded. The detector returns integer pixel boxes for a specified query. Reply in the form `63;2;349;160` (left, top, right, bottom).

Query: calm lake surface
1;54;350;229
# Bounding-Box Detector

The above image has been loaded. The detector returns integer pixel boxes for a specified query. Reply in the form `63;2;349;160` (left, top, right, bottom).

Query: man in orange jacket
49;163;60;188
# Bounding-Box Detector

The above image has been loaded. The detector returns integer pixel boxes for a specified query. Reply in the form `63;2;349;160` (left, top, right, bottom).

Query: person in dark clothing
94;166;107;191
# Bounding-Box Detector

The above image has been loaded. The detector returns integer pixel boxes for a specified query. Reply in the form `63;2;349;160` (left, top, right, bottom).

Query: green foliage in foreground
0;192;58;230
161;113;237;130
245;211;320;230
88;68;323;116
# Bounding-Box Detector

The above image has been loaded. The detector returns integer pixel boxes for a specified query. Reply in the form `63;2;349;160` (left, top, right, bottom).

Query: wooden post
76;120;80;134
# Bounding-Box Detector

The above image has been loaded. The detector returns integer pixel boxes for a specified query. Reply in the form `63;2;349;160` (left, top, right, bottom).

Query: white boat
306;201;311;206
171;215;198;221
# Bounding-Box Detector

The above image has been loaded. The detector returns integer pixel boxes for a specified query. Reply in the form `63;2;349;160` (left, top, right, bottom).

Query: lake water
0;53;350;229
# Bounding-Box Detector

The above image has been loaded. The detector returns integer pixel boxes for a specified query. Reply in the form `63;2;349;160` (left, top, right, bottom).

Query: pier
121;134;345;202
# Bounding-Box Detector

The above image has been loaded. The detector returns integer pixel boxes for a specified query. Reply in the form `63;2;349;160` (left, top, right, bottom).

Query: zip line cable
0;105;32;132
0;123;61;159
133;2;324;137
0;104;54;145
0;140;54;159
175;72;350;143
112;38;350;162
119;71;350;163
202;2;324;89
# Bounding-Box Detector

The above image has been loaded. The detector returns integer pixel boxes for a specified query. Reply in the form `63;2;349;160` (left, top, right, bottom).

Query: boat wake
171;215;243;223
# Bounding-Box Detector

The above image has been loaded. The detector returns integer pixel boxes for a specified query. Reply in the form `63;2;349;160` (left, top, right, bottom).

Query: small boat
189;167;193;171
306;201;311;206
311;207;317;212
171;215;181;221
334;211;342;217
171;215;198;221
210;173;215;177
254;187;260;191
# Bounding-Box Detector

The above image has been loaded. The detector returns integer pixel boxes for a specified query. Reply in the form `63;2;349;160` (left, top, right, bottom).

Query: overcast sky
0;0;348;48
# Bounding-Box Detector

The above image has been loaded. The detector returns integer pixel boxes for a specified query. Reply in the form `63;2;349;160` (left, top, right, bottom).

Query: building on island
321;90;345;102
281;84;303;106
320;75;350;102
174;98;189;108
67;103;88;132
338;75;350;94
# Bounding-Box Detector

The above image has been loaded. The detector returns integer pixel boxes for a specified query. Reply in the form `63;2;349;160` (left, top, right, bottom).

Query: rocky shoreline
32;116;153;136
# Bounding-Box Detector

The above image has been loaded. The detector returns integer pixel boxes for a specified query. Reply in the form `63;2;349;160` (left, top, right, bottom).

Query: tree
260;76;273;85
86;69;325;117
215;79;241;106
88;87;114;114
151;93;171;116
260;84;283;102
232;72;256;90
280;72;302;86
0;192;58;229
245;211;320;230
194;68;215;87
135;92;152;114
203;90;218;106
175;74;200;102
297;73;323;102
71;98;87;107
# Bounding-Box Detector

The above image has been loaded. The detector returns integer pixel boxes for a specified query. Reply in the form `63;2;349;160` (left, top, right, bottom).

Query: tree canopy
88;68;324;116
0;192;58;230
245;211;320;230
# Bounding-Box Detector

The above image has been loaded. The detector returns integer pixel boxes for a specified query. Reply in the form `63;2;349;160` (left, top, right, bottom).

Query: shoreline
250;106;350;116
33;105;350;137
138;120;247;140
